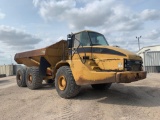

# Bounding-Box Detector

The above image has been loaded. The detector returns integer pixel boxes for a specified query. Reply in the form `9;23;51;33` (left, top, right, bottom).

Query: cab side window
74;31;90;47
80;32;90;46
74;33;80;48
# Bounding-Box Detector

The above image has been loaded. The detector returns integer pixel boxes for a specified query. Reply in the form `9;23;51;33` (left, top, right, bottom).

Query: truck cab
66;30;147;85
67;30;143;71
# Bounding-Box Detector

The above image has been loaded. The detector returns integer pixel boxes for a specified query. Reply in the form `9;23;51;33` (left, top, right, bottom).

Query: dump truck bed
14;40;67;67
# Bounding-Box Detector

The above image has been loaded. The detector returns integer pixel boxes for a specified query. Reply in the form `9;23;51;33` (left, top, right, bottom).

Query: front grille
124;59;142;71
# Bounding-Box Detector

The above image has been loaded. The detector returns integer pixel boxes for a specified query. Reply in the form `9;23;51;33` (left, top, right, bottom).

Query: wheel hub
28;74;32;83
17;72;22;81
58;76;67;90
19;75;22;80
17;74;22;81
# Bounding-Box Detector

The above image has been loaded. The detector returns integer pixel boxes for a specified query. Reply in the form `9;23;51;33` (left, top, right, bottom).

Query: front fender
53;61;71;78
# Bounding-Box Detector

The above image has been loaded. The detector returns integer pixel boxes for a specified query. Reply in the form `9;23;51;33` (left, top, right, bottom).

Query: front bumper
116;71;147;83
75;71;147;85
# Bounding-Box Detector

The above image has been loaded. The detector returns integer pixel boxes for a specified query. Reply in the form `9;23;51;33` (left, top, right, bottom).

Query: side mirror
67;34;72;39
67;34;73;48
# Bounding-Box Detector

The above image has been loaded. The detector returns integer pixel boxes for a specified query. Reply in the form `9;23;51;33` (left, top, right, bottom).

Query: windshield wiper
71;37;87;64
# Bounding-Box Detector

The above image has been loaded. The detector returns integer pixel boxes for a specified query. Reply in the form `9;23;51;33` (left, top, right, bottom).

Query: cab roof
73;30;103;35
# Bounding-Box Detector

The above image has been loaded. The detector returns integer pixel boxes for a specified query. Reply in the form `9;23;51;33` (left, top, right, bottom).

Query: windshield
88;32;109;46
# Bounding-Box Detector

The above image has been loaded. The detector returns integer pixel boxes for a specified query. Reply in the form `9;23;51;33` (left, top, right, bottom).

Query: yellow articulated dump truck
14;30;147;98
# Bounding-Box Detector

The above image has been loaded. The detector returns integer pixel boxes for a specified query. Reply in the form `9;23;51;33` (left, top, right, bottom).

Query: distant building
137;45;160;73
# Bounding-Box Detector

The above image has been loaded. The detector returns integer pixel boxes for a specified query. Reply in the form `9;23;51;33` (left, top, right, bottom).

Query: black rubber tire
91;83;112;90
45;79;54;84
55;66;81;99
16;68;27;87
26;67;43;90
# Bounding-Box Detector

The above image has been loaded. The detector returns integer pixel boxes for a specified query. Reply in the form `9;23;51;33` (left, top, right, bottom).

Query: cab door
72;31;92;62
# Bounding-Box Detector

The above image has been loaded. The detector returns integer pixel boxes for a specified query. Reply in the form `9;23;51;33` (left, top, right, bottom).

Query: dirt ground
0;73;160;120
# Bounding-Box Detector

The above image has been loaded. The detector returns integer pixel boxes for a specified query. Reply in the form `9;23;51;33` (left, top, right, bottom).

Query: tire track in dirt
53;99;78;120
1;74;160;120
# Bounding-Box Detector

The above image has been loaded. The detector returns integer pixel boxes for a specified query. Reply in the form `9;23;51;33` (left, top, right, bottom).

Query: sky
0;0;160;65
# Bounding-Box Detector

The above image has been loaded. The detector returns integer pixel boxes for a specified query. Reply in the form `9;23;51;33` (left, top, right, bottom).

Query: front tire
26;67;43;90
55;66;81;98
16;68;27;87
91;83;112;90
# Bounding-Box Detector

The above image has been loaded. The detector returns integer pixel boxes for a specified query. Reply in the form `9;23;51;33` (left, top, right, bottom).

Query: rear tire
91;83;112;90
26;67;43;90
55;66;81;98
16;68;27;87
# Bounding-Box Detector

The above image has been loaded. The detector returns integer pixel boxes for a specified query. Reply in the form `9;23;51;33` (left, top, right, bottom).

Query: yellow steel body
15;31;147;85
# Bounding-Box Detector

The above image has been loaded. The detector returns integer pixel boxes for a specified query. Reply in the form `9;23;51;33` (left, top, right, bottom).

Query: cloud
0;50;4;53
0;11;5;19
33;0;160;52
33;0;75;21
144;29;160;39
33;0;40;7
33;0;144;31
0;25;43;65
0;25;42;51
35;35;65;50
66;0;114;29
140;9;160;21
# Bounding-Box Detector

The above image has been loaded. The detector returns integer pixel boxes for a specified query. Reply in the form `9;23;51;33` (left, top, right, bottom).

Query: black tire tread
16;68;27;87
55;66;81;98
26;67;43;89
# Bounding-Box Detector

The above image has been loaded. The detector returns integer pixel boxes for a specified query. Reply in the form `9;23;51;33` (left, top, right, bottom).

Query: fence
0;65;22;76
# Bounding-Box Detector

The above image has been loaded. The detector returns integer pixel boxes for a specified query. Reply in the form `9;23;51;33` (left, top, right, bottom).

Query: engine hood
90;46;142;71
91;45;142;60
